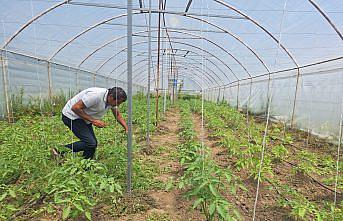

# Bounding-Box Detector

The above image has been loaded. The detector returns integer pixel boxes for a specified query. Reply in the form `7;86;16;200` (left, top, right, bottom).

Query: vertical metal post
247;78;253;140
155;0;162;126
334;97;343;206
217;88;221;103
171;55;175;105
236;81;240;110
75;69;79;91
291;68;300;127
162;30;166;114
47;62;52;100
126;0;133;194
146;0;152;147
227;87;230;105
221;87;225;103
1;54;12;122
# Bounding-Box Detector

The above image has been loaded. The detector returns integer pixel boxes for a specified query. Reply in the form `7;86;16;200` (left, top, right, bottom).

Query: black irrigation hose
282;160;342;195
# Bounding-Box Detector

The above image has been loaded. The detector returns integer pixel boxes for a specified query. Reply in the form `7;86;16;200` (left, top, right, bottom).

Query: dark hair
108;87;127;102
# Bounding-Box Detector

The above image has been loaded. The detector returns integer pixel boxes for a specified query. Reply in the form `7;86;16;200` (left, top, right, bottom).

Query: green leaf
73;202;84;212
62;205;71;220
217;204;228;220
209;203;216;216
9;189;16;198
165;179;174;191
193;198;204;209
298;207;306;218
85;211;92;220
209;184;219;196
0;193;8;202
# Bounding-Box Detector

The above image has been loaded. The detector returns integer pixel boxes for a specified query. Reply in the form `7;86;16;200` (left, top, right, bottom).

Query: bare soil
116;108;202;221
191;112;341;221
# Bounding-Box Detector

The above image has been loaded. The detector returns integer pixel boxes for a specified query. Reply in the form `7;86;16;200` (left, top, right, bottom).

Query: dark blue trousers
62;114;97;159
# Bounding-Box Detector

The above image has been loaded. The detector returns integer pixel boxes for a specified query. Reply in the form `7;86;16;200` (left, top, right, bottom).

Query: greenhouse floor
0;99;341;220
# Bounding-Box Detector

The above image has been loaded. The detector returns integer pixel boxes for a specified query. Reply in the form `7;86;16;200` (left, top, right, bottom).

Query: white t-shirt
62;87;115;123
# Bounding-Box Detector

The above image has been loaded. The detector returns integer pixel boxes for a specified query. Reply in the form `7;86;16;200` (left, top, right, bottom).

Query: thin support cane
252;1;288;220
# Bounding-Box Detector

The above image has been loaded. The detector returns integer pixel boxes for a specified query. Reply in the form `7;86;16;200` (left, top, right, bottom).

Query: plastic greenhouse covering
0;0;342;139
1;1;343;220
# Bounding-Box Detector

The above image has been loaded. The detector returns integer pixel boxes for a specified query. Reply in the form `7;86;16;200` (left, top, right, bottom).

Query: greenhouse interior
0;0;342;220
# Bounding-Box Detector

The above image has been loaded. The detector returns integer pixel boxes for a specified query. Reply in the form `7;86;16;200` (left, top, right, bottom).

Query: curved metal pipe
1;0;70;49
107;48;225;85
48;12;141;60
115;57;220;86
140;71;210;89
4;5;272;76
126;62;213;88
78;29;252;78
95;40;234;83
133;60;220;86
213;0;299;67
307;0;342;40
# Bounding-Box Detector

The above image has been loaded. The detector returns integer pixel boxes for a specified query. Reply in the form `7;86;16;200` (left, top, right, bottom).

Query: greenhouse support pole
47;62;52;100
1;55;12;122
334;97;343;206
222;87;225;103
146;0;152;147
217;88;221;103
291;68;301;127
236;81;240;110
155;0;162;126
93;73;96;87
227;87;230;105
126;0;133;194
75;69;79;91
162;30;167;114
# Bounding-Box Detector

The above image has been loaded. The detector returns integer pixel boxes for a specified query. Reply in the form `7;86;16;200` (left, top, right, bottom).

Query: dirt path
119;108;201;221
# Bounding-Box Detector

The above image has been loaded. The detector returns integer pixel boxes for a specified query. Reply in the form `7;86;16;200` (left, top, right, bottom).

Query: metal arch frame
141;73;207;90
77;29;253;79
111;40;236;81
1;0;70;49
143;73;208;90
3;6;273;79
133;60;220;86
3;0;342;68
3;7;270;78
113;57;220;88
147;29;252;77
94;40;232;82
213;0;299;67
48;12;141;60
140;70;210;90
2;3;284;69
95;40;233;83
307;0;342;40
122;61;214;88
106;48;226;85
133;54;222;85
98;44;227;85
139;66;214;89
114;56;220;87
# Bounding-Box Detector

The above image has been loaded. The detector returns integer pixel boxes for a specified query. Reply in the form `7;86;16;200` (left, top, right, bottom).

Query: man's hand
92;119;107;128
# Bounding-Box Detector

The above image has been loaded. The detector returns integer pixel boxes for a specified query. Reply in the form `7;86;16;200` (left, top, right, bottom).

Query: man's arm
71;100;106;128
111;107;128;133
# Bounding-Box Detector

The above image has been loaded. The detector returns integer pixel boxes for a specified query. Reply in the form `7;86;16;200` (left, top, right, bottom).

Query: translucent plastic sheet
0;51;144;119
218;59;343;142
